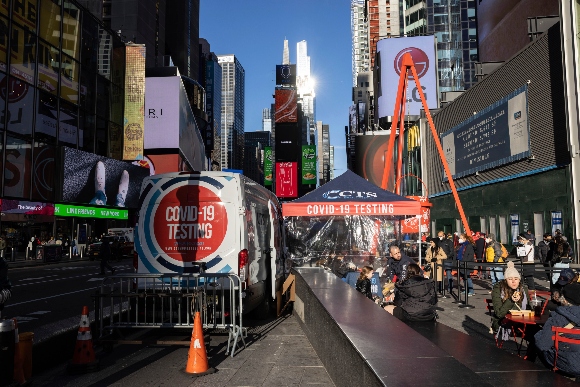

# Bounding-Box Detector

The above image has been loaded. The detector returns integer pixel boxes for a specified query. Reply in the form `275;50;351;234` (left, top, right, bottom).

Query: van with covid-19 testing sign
135;171;285;315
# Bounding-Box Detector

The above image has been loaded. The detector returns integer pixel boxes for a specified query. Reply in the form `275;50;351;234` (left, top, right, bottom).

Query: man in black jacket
437;231;454;259
99;237;116;275
386;245;416;282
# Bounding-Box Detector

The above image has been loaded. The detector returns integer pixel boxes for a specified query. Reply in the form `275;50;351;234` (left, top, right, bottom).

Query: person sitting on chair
491;261;530;333
384;263;437;321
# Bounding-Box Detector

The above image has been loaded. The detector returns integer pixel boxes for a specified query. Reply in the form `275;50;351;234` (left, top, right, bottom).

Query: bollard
0;319;14;386
19;332;33;380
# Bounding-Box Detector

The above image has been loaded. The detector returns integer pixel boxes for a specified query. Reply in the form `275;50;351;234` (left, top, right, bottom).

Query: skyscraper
283;39;290;65
316;121;331;185
218;55;245;170
351;0;369;86
262;108;272;132
296;40;316;145
404;0;478;91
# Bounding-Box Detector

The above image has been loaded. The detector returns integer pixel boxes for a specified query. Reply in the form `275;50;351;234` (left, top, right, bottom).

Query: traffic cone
12;318;25;385
67;306;99;374
184;311;215;376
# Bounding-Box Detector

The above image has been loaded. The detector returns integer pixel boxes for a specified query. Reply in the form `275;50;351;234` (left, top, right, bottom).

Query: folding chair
485;298;504;348
551;326;580;374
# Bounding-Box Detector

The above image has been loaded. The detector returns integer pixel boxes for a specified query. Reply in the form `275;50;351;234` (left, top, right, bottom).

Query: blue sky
200;0;352;177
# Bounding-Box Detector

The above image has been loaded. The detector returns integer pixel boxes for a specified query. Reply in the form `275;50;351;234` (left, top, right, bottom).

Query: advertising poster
10;23;36;85
276;64;296;86
274;89;297;123
301;145;316;184
0;200;54;223
274;123;298;161
123;44;146;160
1;75;34;133
510;214;520;244
354;134;391;187
54;204;128;220
551;211;563;236
32;145;56;201
276;162;298;198
375;36;438;118
61;147;150;209
441;85;530;180
264;147;273;186
349;104;357;133
4;145;31;198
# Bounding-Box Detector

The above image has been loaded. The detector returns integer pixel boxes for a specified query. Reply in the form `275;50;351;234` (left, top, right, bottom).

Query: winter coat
537;240;551;263
475;238;486;261
491;281;529;331
456;242;475;262
485;242;503;263
356;278;373;300
386;254;416;282
535;306;580;376
394;275;437;321
439;238;455;260
425;247;446;282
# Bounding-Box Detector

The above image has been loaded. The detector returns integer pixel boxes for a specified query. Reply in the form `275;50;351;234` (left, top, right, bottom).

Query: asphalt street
3;259;133;343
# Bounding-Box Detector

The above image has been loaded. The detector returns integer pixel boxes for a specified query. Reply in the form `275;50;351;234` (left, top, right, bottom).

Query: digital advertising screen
61;147;150;209
274;89;298;123
274;123;299;162
276;64;296;86
123;44;146;160
354;134;392;188
276;162;298;198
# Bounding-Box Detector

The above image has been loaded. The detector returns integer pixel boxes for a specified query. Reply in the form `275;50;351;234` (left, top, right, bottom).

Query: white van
135;171;285;315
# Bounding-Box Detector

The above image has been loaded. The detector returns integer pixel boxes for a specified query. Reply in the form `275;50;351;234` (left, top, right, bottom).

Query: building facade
0;0;139;252
218;54;245;171
262;108;272;132
244;131;270;185
404;0;478;92
296;40;316;146
351;0;369;86
316;121;331;186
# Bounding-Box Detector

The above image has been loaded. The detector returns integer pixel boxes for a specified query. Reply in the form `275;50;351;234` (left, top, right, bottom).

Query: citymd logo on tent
394;47;429;79
322;190;378;200
145;184;228;263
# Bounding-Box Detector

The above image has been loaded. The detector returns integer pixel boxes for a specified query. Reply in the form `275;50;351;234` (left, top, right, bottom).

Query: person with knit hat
490;261;530;332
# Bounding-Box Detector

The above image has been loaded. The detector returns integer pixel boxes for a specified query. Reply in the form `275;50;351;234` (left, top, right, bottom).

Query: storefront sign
510;214;520;244
54;204;128;220
442;85;530;180
301;145;316;185
551;211;563;236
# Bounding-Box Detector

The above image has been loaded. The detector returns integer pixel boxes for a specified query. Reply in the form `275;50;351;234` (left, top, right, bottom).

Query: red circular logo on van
153;185;227;261
394;47;430;79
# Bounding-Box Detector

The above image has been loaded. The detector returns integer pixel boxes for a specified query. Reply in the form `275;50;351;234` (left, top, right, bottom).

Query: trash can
0;319;14;386
18;332;33;380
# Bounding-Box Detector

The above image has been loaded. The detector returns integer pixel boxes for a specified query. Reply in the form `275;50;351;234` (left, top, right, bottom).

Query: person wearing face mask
485;233;504;288
517;233;536;291
455;233;476;296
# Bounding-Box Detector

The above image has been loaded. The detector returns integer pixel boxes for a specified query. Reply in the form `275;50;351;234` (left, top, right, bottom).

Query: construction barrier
68;306;99;374
94;273;246;357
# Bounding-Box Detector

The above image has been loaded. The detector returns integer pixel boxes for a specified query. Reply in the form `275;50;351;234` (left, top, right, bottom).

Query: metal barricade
94;273;246;357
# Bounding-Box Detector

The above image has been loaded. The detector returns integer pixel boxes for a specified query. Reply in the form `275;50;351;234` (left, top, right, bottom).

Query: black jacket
440;238;454;260
386;254;415;282
394;275;437;320
456;242;475;262
356;278;373;300
475;238;486;261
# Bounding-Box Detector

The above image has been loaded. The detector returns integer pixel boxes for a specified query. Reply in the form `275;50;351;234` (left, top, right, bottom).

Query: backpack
500;243;508;260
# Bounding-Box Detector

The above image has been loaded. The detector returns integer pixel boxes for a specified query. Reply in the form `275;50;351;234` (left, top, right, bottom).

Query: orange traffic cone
184;311;215;376
67;306;99;374
12;318;26;385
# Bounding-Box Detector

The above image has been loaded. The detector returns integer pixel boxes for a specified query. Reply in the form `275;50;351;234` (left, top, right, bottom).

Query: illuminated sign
123;44;146;160
54;204;128;220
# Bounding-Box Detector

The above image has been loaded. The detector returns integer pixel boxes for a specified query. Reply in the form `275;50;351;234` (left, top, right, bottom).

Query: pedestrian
425;237;446;292
355;266;375;300
0;255;11;318
538;233;553;280
99;237;116;275
516;233;536;291
71;237;78;256
384;263;437;321
455;233;476;296
386;245;416;283
437;231;454;259
485;233;505;288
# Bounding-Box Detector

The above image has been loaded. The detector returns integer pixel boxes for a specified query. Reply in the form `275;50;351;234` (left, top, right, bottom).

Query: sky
199;0;352;178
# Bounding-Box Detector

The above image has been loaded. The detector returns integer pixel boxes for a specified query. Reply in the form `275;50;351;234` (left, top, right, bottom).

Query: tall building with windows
218;55;245;171
351;0;369;86
316;121;331;185
262;108;272;132
296;40;316;145
404;0;478;91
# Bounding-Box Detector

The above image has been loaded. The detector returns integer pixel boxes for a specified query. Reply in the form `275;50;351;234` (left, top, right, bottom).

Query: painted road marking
20;275;59;281
4;287;100;308
27;311;51;315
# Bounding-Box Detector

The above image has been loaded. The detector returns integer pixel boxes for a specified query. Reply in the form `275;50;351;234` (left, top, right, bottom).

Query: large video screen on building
274;123;299;162
275;89;298;123
61;147;150;209
276;65;296;86
441;85;530;180
276;162;298;198
375;36;438;118
354;134;391;188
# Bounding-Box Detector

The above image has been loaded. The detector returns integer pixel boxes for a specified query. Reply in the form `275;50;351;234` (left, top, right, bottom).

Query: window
489;216;496;237
480;217;486;234
499;216;507;244
4;135;32;198
31;142;55;201
533;213;544;245
7;76;34;136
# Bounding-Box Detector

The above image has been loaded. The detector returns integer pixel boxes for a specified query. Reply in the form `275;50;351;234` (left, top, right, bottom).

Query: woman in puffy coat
384;263;437;321
425;238;446;292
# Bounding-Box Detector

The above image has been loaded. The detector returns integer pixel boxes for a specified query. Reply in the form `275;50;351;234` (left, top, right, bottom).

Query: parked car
88;236;134;261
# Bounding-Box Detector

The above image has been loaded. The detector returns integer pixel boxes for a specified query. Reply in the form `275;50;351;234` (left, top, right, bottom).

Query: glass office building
0;0;127;251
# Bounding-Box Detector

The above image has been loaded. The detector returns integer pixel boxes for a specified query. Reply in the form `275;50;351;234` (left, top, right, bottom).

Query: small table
503;312;550;357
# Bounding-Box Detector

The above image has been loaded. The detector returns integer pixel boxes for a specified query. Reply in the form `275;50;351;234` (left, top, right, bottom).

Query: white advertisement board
376;36;438;118
145;77;180;149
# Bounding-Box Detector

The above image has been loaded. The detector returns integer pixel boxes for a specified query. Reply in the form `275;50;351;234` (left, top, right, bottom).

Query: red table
503;312;550;357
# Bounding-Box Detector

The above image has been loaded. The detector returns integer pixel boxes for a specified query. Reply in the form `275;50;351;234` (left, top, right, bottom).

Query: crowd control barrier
93;273;246;357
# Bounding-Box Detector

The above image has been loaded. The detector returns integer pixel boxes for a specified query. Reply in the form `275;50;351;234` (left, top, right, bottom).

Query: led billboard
61;147;150;209
301;145;316;185
354;134;392;188
276;64;296;86
274;123;299;162
375;36;438;118
274;89;298;123
123;44;146;160
276;162;298;198
441;85;530;180
264;147;273;186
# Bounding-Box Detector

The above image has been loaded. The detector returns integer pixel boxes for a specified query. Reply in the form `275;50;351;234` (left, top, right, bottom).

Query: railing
93;273;246;357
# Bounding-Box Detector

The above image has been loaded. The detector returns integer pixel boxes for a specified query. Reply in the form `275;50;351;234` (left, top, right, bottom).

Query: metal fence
94;273;246;357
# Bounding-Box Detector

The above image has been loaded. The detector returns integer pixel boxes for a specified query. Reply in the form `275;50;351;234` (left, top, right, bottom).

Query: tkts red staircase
380;52;471;236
